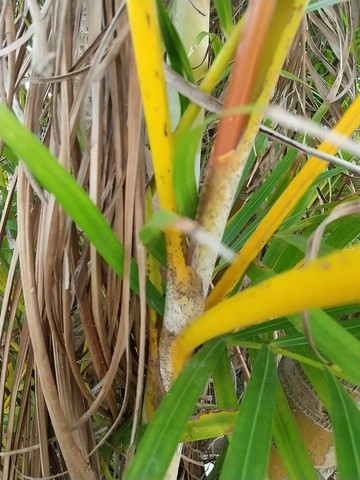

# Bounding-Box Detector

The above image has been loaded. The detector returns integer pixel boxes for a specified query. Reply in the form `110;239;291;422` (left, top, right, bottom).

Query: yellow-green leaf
208;92;360;308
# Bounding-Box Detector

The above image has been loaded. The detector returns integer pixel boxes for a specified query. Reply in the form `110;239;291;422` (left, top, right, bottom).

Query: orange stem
214;0;276;157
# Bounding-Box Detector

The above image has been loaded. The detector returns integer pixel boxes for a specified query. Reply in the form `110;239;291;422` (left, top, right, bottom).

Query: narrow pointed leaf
221;346;276;480
303;309;360;384
0;106;164;315
325;369;360;480
156;0;194;112
306;0;348;13
212;346;238;409
213;0;233;37
125;338;225;480
270;380;318;480
173;126;203;218
223;147;297;247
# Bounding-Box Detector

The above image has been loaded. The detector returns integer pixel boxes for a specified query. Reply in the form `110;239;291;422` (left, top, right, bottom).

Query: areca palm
0;1;359;479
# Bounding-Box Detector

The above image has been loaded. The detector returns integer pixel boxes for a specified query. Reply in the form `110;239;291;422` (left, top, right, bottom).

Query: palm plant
0;1;359;480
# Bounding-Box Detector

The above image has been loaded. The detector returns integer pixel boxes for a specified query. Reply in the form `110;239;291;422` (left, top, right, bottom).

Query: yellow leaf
172;245;360;376
207;93;360;308
127;0;186;278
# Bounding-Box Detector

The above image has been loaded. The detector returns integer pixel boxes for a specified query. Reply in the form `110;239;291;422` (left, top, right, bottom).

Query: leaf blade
270;380;318;480
173;246;360;375
220;346;277;480
325;369;360;480
304;309;360;384
125;338;225;480
0;106;165;314
127;0;187;278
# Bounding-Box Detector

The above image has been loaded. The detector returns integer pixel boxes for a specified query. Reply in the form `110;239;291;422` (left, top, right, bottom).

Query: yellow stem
173;245;360;376
127;0;186;279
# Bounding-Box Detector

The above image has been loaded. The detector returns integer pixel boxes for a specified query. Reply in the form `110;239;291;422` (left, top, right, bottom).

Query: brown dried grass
1;2;146;478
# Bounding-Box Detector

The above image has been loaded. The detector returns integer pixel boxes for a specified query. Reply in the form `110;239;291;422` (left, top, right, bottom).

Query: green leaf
220;346;277;480
327;305;360;321
223;147;297;249
139;209;177;266
209;32;223;57
325;369;360;480
228;318;292;342
1;144;18;166
125;338;225;480
138;225;167;267
183;410;237;443
288;310;360;385
212;345;238;409
207;443;228;480
305;309;360;384
271;380;318;480
0;106;164;315
325;212;360;249
270;318;360;349
173;125;203;218
156;0;195;112
213;0;233;37
296;353;331;411
0;165;6;187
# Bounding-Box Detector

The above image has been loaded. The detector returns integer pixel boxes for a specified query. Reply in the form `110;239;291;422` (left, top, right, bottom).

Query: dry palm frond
0;2;146;478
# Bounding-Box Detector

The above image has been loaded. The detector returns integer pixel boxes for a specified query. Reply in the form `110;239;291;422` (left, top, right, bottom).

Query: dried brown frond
0;2;147;478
